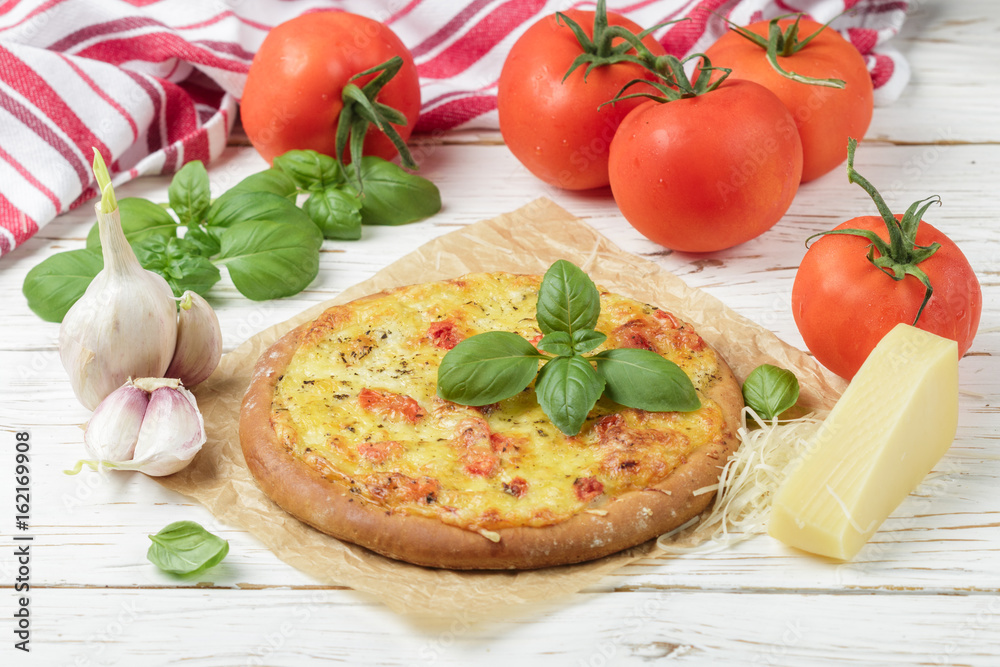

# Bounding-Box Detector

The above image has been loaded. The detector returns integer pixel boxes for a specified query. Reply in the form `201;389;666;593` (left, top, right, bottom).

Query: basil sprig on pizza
437;260;700;435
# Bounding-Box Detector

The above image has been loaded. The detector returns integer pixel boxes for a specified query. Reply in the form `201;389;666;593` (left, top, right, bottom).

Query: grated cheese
656;406;827;554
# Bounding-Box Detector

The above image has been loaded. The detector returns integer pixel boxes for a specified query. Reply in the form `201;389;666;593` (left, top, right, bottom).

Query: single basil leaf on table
226;168;298;201
437;331;542;405
535;355;605;436
347;156;441;226
592;348;700;412
304;188;363;240
536;330;573;357
86;197;178;250
273;149;344;192
22;248;104;323
147;520;229;576
741;364;800;420
215;219;321;300
132;237;221;297
536;259;601;336
167;160;211;226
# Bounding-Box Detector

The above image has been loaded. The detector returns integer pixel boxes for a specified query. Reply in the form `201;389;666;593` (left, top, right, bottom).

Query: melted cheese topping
271;273;729;533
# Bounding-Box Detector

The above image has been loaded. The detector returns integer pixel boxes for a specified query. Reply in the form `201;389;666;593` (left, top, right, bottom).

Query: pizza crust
240;281;744;570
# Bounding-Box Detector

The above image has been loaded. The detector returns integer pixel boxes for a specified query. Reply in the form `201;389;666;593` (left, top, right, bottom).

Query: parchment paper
156;198;847;619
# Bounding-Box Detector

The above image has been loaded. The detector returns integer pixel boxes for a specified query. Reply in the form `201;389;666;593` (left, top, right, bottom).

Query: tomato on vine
704;15;873;183
607;54;803;253
498;0;667;190
241;12;421;168
792;139;981;379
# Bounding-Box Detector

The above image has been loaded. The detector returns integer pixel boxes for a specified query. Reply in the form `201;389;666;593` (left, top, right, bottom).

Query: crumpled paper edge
155;198;846;621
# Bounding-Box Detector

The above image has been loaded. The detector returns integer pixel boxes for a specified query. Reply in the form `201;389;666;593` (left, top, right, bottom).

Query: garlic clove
59;151;178;410
83;380;149;462
165;291;222;387
128;381;206;476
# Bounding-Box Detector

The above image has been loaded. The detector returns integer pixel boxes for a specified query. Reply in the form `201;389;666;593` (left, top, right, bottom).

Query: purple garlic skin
129;381;206;476
77;377;206;477
84;382;150;462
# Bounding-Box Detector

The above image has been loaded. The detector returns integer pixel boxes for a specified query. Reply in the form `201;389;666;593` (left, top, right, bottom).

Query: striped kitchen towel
0;0;910;256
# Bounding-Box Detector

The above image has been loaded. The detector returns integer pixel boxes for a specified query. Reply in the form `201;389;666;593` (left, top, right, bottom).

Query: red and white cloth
0;0;910;257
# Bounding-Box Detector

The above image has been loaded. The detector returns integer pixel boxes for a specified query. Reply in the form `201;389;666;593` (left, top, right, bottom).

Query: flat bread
240;272;742;569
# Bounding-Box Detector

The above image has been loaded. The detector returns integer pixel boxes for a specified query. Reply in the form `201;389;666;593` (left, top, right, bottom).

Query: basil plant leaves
24;149;442;323
437;260;700;436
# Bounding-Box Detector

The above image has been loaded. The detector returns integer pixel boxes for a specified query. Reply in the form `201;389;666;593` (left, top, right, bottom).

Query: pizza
239;271;743;569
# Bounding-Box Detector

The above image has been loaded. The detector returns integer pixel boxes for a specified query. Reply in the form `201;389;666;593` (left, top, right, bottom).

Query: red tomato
792;216;981;380
704;18;873;183
241;12;420;164
497;9;666;190
607;79;803;252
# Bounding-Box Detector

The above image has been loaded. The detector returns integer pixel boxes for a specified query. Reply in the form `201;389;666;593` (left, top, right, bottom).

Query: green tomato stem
335;56;418;191
807;138;943;326
557;0;684;83
722;12;846;88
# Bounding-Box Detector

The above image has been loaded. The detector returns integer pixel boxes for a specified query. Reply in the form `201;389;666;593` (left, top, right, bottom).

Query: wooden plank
24;588;1000;666
870;0;1000;144
3;5;1000;661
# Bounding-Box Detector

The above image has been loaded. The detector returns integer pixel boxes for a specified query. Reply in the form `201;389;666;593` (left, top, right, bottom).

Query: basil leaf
593;348;700;412
437;331;542;405
183;223;223;257
348;156;441;226
535;355;604;436
227;168;297;201
147;520;229;576
22;248;103;322
168;160;210;226
572;329;607;354
537;331;573;357
304;188;363;240
536;260;601;336
215;219;321;300
206;190;315;236
273;149;343;192
86;197;177;250
133;237;221;297
741;364;800;420
206;172;301;227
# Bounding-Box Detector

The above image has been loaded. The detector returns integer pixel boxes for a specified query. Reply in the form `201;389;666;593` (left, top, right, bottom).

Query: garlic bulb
71;377;206;477
165;291;222;386
60;151;177;410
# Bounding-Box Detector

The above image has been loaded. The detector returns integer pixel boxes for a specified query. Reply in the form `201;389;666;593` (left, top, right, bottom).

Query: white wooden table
2;2;999;664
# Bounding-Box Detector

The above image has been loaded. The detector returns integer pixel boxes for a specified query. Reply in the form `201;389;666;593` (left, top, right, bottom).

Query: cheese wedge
768;324;959;560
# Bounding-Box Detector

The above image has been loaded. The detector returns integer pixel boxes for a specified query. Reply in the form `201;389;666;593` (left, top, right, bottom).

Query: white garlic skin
165;291;222;387
60;203;177;410
83;382;149;462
